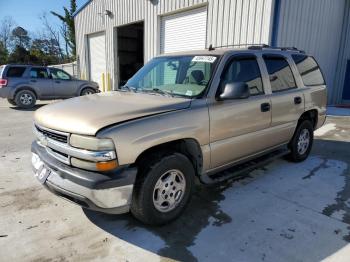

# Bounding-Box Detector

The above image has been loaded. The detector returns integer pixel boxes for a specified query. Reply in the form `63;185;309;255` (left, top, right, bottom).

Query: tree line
0;0;77;66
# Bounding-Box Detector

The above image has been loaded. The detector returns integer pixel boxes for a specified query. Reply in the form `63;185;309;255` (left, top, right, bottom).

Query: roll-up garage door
160;7;207;54
88;32;106;90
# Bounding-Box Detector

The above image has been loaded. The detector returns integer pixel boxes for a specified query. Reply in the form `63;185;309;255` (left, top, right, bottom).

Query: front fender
96;100;210;167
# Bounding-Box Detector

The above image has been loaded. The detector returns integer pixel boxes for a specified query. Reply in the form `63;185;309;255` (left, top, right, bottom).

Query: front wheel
131;153;195;225
287;120;314;162
80;87;96;96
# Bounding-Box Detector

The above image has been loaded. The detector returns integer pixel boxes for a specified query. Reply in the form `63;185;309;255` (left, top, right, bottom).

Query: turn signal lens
96;160;119;171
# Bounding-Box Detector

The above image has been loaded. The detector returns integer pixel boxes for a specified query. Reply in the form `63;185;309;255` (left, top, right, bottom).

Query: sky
0;0;88;35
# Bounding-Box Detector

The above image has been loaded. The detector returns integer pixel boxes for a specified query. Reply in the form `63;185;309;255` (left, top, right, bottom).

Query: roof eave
72;0;93;18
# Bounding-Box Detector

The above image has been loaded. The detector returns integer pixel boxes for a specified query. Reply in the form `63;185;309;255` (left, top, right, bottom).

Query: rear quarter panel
303;85;327;129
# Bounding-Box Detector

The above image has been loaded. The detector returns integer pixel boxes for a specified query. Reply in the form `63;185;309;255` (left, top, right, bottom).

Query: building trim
270;0;281;46
73;0;93;17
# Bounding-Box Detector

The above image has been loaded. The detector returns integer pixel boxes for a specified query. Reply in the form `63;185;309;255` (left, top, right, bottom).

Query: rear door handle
55;80;61;83
261;103;271;112
294;96;302;104
30;79;37;82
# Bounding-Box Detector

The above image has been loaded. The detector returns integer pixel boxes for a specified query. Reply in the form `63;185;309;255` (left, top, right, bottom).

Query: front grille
36;126;68;144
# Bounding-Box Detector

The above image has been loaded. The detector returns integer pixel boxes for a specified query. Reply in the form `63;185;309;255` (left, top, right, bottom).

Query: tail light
0;78;7;87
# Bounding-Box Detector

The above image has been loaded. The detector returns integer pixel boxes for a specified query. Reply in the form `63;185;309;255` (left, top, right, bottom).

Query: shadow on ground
10;104;46;111
84;139;350;262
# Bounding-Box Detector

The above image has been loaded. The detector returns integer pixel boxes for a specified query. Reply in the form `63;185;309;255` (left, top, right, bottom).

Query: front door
49;68;77;98
262;54;305;145
208;55;272;169
29;67;53;98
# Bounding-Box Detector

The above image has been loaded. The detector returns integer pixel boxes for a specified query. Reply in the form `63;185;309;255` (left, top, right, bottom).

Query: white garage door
160;7;207;54
88;32;106;90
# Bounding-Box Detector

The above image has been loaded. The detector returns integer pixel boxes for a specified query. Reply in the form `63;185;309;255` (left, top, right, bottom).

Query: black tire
287;120;314;162
80;87;96;96
14;90;37;109
131;152;195;225
7;98;16;106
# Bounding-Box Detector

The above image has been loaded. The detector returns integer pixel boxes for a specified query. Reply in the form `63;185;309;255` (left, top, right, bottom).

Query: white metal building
74;0;350;104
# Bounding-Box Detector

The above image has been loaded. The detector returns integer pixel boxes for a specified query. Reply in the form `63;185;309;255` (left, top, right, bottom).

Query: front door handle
261;103;271;112
30;79;37;82
55;80;61;83
294;96;302;104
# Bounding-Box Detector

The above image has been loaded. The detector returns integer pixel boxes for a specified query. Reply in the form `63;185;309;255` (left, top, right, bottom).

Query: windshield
126;55;218;98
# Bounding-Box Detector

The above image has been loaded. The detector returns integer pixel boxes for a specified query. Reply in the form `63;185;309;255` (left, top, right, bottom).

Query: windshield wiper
151;88;173;97
121;85;137;92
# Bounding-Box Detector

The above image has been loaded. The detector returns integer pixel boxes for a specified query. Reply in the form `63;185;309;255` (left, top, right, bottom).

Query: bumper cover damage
31;141;137;214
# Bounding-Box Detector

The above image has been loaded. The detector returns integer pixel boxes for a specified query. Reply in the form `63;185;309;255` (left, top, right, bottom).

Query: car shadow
83;139;350;261
10;104;47;111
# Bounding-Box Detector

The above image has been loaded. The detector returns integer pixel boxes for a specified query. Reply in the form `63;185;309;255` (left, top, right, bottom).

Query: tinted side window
223;57;264;96
292;54;325;86
6;67;26;77
30;68;49;79
263;56;296;93
50;68;71;80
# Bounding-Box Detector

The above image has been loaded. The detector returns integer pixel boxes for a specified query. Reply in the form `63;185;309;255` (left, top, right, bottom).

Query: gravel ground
0;99;350;262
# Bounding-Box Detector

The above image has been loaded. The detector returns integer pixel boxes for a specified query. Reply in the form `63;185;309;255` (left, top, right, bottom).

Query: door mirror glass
218;82;250;100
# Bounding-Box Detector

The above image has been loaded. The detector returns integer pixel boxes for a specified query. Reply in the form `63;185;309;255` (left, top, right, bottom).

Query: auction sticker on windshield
192;56;217;63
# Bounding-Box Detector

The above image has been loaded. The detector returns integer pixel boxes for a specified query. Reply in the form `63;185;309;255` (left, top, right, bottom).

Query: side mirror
218;82;250;100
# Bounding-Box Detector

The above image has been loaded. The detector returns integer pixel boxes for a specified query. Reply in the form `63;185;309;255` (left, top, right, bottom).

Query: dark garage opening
117;22;144;87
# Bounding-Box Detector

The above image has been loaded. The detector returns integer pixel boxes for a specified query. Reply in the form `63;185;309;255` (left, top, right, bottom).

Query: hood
34;91;191;135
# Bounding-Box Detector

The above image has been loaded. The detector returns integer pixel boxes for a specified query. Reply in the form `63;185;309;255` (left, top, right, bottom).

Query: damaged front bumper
31;141;137;214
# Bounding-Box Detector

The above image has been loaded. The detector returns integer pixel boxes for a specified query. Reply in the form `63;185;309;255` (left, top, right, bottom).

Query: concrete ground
0;99;349;262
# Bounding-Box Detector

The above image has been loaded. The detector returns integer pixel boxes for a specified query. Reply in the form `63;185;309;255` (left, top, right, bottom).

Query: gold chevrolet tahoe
31;46;327;225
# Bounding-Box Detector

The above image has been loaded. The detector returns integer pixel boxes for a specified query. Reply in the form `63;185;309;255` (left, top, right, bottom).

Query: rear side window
263;55;296;93
30;68;49;79
222;57;264;96
6;66;26;77
292;54;325;86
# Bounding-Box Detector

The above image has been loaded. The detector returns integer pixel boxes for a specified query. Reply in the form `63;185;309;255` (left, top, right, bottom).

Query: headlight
70;134;115;151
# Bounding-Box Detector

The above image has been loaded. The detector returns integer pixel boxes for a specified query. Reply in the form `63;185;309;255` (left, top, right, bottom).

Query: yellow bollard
102;73;105;92
107;73;111;91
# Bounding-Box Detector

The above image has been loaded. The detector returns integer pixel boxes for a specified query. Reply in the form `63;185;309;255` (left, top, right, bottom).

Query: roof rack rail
208;43;305;54
208;43;269;50
248;45;305;53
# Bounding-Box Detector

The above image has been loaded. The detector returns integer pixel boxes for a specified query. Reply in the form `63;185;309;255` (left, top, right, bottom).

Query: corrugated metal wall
75;0;273;89
275;0;346;104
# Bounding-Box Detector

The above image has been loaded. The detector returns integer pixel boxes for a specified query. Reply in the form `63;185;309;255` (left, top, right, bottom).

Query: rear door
262;54;304;145
49;68;77;98
208;54;272;169
29;67;53;98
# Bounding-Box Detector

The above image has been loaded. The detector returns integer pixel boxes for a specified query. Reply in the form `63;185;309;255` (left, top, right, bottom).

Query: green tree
11;27;30;48
51;0;77;58
30;38;61;65
8;45;30;64
0;42;8;64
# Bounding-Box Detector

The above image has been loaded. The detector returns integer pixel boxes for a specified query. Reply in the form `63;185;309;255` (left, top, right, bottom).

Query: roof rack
248;45;305;53
209;43;269;50
208;43;305;53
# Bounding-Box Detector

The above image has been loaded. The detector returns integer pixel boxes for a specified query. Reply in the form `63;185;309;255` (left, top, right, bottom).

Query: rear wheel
287;120;314;162
7;98;16;106
80;87;96;96
131;152;195;225
14;90;36;109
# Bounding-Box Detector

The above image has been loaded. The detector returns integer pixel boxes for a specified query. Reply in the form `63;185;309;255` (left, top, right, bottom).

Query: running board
200;148;290;185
